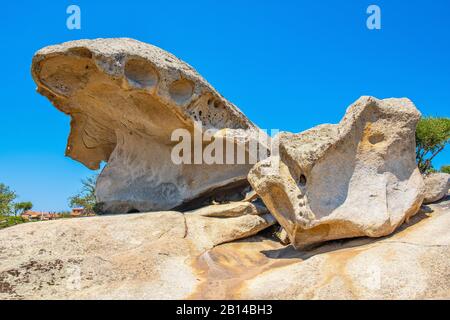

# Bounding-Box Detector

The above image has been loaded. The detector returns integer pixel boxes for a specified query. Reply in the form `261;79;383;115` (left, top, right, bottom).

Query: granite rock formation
248;97;425;248
32;38;269;214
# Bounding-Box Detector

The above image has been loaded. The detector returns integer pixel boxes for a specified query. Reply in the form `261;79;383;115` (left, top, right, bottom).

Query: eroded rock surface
1;198;449;300
0;206;274;299
248;96;425;248
32;38;269;213
238;199;450;300
423;173;450;204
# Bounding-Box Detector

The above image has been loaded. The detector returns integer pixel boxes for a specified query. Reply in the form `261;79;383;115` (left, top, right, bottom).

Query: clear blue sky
0;0;449;211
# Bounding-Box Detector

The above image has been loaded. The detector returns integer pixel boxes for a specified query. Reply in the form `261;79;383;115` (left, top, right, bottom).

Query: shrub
416;117;450;173
441;165;450;174
68;175;99;215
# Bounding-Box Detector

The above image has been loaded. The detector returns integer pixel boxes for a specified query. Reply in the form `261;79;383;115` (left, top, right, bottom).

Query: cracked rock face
423;173;450;204
248;96;425;248
32;38;268;213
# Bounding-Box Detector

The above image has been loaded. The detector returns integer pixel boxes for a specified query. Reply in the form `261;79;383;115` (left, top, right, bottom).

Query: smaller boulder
423;173;450;204
248;96;425;249
186;201;268;217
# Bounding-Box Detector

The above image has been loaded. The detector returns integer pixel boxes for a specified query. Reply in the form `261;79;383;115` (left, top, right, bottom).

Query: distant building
20;209;94;221
71;208;85;217
22;211;60;221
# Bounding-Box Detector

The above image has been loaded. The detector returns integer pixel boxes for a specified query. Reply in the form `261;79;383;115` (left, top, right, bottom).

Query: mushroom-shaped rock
423;173;450;204
32;38;269;213
248;96;425;249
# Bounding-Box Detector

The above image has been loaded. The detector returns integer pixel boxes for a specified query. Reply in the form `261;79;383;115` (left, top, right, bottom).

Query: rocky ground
7;38;446;300
0;196;448;300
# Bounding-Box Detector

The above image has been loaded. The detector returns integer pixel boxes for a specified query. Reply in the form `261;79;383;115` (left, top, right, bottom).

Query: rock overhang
32;38;270;213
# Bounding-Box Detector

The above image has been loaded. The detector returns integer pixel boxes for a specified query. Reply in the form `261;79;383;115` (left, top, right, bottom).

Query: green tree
0;183;33;228
0;183;17;216
441;165;450;174
416;117;450;173
13;201;33;217
68;175;98;214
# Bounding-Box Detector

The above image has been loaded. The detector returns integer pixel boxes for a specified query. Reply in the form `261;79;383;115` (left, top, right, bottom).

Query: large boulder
248;96;425;249
32;38;269;214
1;197;449;299
423;173;450;204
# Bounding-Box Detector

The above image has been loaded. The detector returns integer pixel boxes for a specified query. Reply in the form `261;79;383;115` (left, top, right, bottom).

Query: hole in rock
214;101;224;109
37;55;95;96
298;174;307;186
368;132;385;145
174;180;250;212
169;79;194;105
68;47;93;59
124;58;158;89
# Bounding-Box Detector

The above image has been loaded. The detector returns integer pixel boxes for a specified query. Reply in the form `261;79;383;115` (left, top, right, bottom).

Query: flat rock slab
1;198;449;300
0;209;274;299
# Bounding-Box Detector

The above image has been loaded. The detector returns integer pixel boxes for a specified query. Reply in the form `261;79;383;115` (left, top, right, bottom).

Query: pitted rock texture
423;173;450;204
248;96;425;248
32;38;269;213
